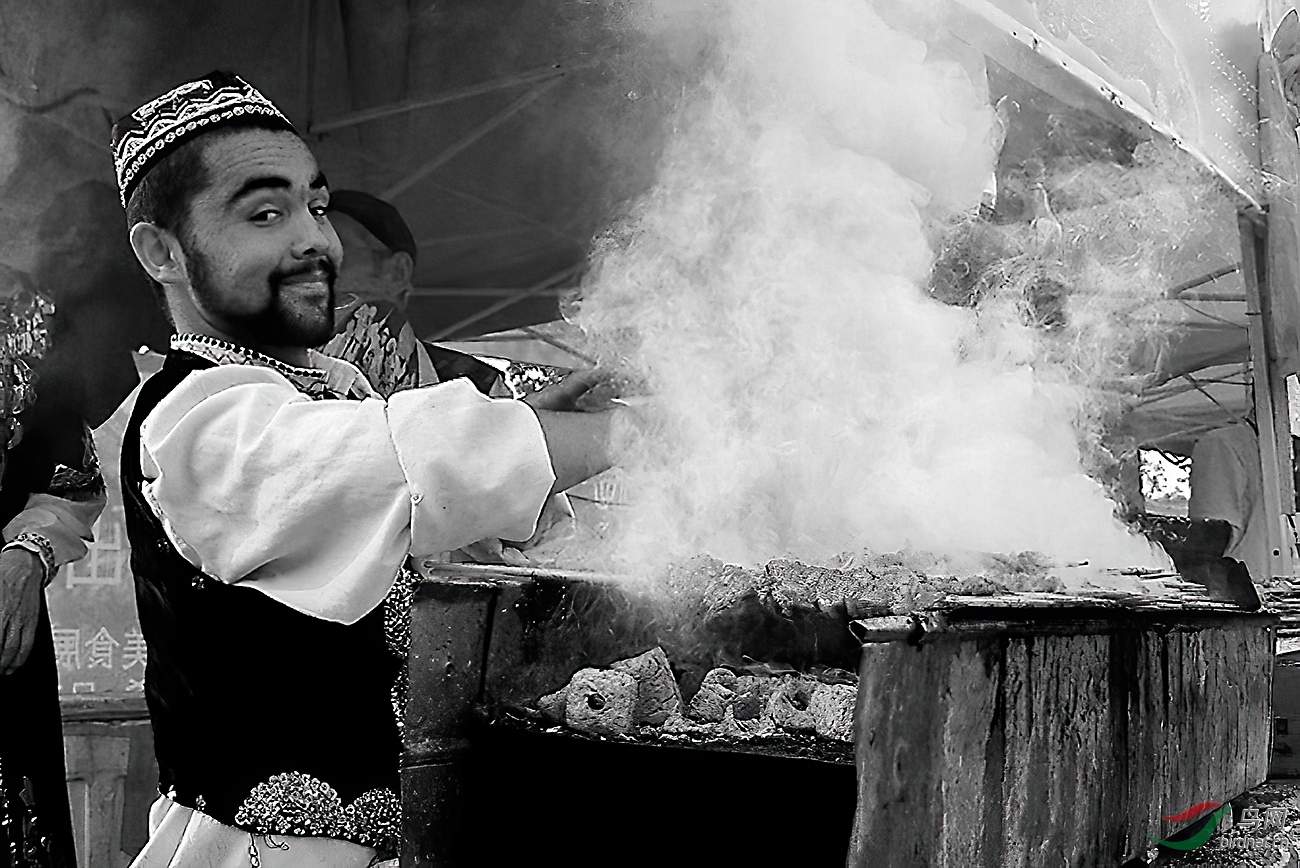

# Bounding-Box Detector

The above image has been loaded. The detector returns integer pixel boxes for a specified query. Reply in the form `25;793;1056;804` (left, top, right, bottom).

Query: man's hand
0;547;44;675
525;370;627;413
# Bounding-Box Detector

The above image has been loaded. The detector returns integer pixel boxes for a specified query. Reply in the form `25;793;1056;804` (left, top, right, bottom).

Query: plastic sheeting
983;0;1264;198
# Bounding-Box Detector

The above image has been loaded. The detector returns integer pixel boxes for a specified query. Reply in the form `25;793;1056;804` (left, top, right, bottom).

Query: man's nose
292;210;337;260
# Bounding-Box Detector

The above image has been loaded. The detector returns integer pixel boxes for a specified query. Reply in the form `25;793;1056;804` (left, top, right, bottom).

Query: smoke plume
570;0;1173;573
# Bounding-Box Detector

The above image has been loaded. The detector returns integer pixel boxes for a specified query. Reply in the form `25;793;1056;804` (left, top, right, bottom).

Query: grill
397;562;1276;867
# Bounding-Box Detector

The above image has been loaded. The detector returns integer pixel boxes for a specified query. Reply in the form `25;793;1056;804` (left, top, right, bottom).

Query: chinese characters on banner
47;502;146;696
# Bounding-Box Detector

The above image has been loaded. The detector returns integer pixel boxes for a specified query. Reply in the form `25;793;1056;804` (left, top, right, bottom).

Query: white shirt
137;336;556;624
1188;422;1270;583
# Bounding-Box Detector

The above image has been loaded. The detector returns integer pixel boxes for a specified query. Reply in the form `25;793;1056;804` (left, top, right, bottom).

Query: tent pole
424;263;584;341
381;77;565;201
309;64;574;135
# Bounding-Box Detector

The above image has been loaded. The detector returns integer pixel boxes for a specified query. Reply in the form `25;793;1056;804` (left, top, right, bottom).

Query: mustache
270;257;338;287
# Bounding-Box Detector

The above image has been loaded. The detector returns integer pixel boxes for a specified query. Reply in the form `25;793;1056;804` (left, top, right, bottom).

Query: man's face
330;212;406;332
179;129;341;349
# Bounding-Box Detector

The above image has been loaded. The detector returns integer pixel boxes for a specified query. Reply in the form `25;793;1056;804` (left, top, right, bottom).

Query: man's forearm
533;408;618;494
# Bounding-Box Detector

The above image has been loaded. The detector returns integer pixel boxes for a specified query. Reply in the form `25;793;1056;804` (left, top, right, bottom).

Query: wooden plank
847;616;1273;866
938;639;998;864
850;641;951;866
998;637;1034;867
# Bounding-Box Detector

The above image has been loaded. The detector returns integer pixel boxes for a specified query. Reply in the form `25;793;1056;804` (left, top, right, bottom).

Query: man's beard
186;244;337;349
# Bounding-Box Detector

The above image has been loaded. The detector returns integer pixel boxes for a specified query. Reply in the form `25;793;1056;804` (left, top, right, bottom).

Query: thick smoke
570;0;1170;573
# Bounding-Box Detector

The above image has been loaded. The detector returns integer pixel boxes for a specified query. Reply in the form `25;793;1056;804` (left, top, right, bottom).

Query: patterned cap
111;71;296;208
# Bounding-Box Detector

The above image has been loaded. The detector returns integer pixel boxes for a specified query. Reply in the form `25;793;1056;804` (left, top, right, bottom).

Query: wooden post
1240;210;1294;582
1258;45;1300;560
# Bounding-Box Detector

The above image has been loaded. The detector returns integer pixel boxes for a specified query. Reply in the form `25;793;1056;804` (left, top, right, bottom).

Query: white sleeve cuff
386;379;555;556
4;491;105;568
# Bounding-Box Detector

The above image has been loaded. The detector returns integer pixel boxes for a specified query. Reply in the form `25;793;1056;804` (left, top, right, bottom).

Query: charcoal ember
660;713;710;735
809;683;857;742
536;686;568;725
686;668;738;722
810;666;858;686
764;559;867;613
765;675;818;733
610;646;683;726
951;576;1002;596
731;675;778;721
661;556;765;617
565;669;638;737
717;706;749;738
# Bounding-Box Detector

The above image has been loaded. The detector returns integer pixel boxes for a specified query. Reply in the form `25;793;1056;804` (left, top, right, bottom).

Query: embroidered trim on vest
383;565;418;729
233;771;399;852
170;334;338;399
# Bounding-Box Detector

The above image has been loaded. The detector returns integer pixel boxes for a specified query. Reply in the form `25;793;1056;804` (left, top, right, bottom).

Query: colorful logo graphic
1150;801;1229;850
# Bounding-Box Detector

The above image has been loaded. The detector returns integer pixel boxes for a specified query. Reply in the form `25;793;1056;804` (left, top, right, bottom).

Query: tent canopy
0;0;1290;448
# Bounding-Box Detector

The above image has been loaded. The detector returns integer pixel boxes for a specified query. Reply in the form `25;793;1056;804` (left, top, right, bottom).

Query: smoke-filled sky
571;0;1170;573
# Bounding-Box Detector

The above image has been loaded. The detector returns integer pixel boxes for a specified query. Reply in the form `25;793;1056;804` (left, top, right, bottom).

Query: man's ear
380;251;414;287
129;223;188;287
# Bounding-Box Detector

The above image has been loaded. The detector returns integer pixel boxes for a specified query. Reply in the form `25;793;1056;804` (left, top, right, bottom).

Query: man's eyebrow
227;175;292;205
226;172;327;205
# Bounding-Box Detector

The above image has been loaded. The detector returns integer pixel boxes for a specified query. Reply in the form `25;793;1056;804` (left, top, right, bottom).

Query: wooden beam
1169;264;1241;298
381;77;565;201
308;63;573;135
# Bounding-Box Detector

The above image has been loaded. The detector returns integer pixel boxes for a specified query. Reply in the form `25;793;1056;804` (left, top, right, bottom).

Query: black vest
121;350;401;852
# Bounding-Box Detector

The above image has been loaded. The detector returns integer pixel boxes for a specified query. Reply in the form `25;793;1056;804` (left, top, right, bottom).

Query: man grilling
114;71;618;866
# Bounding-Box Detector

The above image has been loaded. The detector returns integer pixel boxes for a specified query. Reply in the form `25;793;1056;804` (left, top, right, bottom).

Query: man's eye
310;204;329;218
251;208;282;222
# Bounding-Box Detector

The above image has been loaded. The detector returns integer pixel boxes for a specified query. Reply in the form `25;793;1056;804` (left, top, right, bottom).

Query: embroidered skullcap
111;70;296;208
327;190;419;266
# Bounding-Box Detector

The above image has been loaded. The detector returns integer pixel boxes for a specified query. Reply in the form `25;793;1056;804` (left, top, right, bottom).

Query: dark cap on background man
110;70;296;208
328;190;418;265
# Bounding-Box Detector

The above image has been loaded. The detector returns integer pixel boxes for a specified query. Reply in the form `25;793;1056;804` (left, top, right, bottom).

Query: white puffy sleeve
138;365;554;624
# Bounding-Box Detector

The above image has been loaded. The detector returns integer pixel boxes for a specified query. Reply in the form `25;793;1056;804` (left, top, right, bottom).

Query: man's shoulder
140;362;300;435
